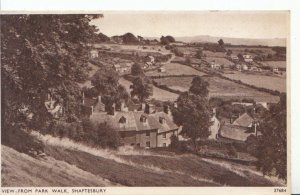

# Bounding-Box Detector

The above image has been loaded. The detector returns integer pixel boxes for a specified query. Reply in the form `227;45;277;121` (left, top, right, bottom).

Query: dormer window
119;116;127;124
159;117;166;124
140;115;147;123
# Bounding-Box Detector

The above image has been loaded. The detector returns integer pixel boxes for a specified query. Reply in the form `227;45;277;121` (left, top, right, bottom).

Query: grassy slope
1;145;118;187
2;133;283;187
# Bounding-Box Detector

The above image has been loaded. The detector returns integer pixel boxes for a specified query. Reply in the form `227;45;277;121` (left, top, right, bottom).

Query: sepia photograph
1;11;289;191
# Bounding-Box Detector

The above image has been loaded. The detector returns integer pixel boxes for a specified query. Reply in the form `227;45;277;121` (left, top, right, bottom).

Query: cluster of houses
80;93;222;148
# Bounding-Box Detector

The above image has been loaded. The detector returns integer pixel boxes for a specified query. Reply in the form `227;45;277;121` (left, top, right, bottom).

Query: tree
254;93;287;180
226;49;232;56
91;67;129;107
1;15;102;137
172;76;212;151
122;32;139;44
195;49;203;59
218;39;225;47
131;63;144;76
160;35;175;45
189;76;209;97
130;76;153;102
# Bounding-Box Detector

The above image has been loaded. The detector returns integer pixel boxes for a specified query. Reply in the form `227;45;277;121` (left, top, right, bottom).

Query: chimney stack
108;103;116;115
82;92;85;105
163;105;170;115
98;95;102;103
145;103;155;114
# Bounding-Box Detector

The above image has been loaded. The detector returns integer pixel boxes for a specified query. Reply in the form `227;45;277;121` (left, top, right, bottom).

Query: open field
146;62;206;77
203;51;226;57
2;133;283;187
205;56;233;67
260;61;286;68
154;76;280;103
225;46;276;56
119;77;179;102
94;43;172;55
222;71;286;92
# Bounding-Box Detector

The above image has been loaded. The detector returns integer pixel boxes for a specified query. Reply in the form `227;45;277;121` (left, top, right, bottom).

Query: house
209;108;221;139
236;64;242;71
232;113;254;128
243;54;253;63
273;67;279;73
218;113;261;142
242;64;249;71
249;66;259;71
146;55;155;64
210;61;221;69
218;124;260;142
158;67;166;72
89;50;99;59
81;93;106;117
230;55;239;61
89;103;179;148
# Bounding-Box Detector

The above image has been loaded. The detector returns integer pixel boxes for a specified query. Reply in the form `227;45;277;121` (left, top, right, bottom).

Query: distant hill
175;35;286;47
146;35;286;47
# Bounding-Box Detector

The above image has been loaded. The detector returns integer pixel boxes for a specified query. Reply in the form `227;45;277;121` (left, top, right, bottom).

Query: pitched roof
89;111;178;133
232;113;253;127
219;124;260;142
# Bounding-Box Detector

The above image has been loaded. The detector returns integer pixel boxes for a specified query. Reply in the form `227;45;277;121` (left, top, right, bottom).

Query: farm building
242;54;253;63
232;113;254;128
210;61;221;69
218;113;260;142
273;67;279;73
230;55;239;61
89;50;99;58
242;64;249;71
89;103;179;148
158;67;166;72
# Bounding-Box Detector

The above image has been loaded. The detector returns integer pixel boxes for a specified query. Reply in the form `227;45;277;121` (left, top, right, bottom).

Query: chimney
108;103;115;115
98;95;102;103
145;103;155;114
91;105;94;113
140;103;146;111
163;105;170;115
82;92;85;105
173;102;178;108
120;101;128;112
212;108;217;116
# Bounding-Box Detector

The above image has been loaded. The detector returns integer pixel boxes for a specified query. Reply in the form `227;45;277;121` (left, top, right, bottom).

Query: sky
90;11;289;39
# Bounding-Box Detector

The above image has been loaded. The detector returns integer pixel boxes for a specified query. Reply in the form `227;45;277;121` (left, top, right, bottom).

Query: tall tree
1;14;102;134
131;63;144;76
251;93;287;180
130;76;153;102
218;39;225;47
172;76;212;150
189;76;209;97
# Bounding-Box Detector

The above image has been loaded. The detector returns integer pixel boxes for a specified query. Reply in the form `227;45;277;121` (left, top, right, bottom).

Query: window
119;116;126;124
146;131;150;136
136;143;140;147
162;133;166;138
140;115;147;123
163;143;167;147
146;141;150;148
131;143;135;146
159;117;165;124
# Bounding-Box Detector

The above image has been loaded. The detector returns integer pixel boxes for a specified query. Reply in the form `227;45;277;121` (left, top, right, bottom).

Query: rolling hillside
1;132;285;187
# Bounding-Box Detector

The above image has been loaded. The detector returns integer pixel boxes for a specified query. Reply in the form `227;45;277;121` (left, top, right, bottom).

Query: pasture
222;71;286;92
119;77;179;102
146;62;206;77
154;75;280;103
260;61;286;68
205;57;234;67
